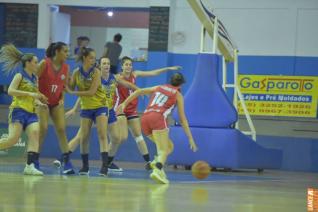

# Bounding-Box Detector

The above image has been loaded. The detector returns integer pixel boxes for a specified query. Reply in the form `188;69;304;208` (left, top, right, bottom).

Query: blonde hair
0;44;34;75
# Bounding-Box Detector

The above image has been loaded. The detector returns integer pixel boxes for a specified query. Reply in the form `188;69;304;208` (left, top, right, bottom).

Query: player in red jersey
36;42;74;174
118;72;197;184
115;56;181;169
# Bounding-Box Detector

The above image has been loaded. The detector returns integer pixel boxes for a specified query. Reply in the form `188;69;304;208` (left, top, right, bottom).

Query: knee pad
134;135;144;143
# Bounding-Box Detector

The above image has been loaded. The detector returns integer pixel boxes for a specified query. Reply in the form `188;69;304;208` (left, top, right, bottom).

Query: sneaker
0;133;8;139
63;161;75;175
79;167;89;175
53;159;62;168
99;165;108;176
108;162;123;172
150;168;169;184
23;163;44;176
146;155;158;171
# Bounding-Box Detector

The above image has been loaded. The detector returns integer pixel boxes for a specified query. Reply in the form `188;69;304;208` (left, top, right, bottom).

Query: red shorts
141;112;168;136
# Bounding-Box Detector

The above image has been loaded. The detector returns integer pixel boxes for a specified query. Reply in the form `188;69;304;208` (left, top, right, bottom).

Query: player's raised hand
168;66;182;71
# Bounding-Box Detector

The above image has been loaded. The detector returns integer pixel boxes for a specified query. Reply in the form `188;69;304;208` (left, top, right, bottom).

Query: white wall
51;12;71;44
170;0;318;56
1;0;318;56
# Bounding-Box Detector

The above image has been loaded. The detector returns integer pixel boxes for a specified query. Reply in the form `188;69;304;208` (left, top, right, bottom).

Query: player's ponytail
46;42;67;58
170;72;185;87
0;44;34;75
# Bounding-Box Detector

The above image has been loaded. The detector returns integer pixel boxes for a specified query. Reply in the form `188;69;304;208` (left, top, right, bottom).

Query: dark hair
170;72;185;87
121;56;132;66
77;36;90;41
46;42;67;58
0;44;35;74
76;47;95;62
114;33;122;42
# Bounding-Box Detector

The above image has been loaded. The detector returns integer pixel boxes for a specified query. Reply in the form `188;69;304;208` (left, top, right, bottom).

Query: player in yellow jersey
0;44;48;175
68;47;109;176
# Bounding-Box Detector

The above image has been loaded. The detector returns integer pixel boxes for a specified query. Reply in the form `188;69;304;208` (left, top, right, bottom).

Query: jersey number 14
150;92;168;107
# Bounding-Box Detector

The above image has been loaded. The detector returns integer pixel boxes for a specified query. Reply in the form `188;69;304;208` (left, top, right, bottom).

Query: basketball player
68;47;109;176
0;44;48;175
116;56;182;170
117;72;198;184
36;42;75;174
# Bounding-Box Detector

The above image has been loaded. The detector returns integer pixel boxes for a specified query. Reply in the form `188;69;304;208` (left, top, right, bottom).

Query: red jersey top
38;58;68;106
145;84;179;118
116;73;138;112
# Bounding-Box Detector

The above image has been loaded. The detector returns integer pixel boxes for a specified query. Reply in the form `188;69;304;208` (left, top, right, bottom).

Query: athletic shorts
117;108;139;120
48;103;60;110
80;107;108;122
141;112;168;136
108;108;117;124
9;108;38;130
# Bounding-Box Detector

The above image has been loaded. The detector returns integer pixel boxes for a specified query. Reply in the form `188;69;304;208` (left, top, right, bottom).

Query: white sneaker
150;168;169;184
23;163;44;176
0;133;8;139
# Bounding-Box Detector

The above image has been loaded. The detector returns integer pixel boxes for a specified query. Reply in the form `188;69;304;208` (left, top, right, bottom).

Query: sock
108;156;114;165
101;152;108;167
143;154;150;162
34;152;40;161
27;152;36;165
62;152;70;164
155;162;163;170
81;154;89;168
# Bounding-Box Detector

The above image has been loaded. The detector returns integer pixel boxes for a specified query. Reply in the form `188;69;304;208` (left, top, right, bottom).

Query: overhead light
107;11;113;17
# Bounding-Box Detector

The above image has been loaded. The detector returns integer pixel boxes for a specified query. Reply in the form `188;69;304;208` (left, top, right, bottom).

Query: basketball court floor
0;158;316;211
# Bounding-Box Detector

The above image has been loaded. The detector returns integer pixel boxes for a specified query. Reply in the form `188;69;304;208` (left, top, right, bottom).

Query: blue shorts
80;107;108;122
9;108;38;130
108;108;117;124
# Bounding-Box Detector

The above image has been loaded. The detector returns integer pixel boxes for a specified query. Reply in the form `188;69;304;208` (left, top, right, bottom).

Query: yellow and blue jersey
73;66;107;109
101;74;117;109
10;70;38;113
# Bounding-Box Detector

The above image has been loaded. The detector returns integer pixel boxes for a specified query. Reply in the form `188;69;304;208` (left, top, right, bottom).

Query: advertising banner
238;75;318;117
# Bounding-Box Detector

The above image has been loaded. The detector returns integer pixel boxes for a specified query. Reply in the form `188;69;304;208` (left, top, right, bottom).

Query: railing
196;0;256;141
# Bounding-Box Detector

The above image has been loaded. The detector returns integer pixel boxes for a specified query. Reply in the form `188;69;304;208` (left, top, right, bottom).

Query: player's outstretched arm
134;66;182;77
65;98;80;119
117;87;156;113
115;75;139;91
176;92;198;152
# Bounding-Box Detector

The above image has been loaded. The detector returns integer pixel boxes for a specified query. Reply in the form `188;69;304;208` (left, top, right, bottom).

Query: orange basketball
191;161;211;180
